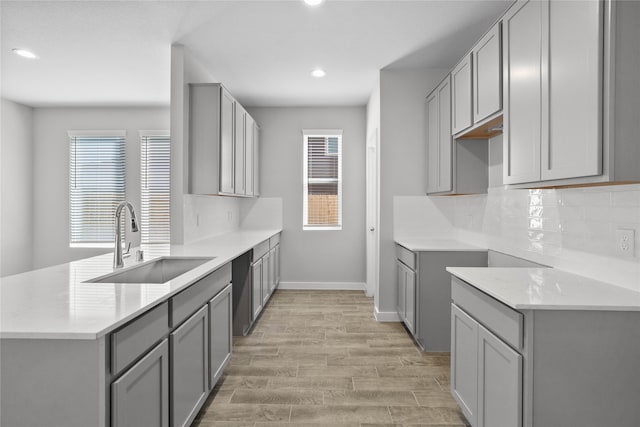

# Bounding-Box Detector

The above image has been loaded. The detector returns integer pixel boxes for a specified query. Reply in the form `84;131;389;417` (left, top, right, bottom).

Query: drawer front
111;301;169;375
396;244;416;270
269;233;281;248
253;240;270;260
451;276;523;350
171;263;232;327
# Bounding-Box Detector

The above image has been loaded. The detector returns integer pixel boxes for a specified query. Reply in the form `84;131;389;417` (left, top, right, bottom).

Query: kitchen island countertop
0;229;281;340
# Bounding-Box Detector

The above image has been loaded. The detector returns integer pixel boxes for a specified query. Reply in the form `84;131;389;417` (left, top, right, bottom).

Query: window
140;131;171;244
303;129;343;230
69;131;126;248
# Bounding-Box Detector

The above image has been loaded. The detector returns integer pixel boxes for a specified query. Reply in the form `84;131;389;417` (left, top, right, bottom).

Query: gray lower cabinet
111;339;170;427
249;236;281;327
209;283;232;388
261;250;270;306
451;304;522;427
395;244;487;351
396;260;416;335
451;275;640;427
171;305;209;427
450;304;478;425
477;323;522;427
252;258;263;321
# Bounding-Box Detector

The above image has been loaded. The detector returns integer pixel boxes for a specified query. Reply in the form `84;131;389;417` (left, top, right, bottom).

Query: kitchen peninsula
0;228;281;427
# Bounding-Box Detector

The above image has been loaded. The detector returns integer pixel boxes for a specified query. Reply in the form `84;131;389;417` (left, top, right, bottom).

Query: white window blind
69;131;126;247
302;130;343;230
140;131;171;244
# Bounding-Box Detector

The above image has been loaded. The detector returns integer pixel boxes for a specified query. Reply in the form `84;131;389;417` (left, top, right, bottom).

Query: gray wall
1;99;34;276
377;69;448;314
31;106;169;269
247;106;366;287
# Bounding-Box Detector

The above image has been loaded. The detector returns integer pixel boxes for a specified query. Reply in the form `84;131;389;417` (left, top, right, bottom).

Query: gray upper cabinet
502;0;640;186
451;54;473;135
253;122;260;196
426;76;453;194
171;305;209;427
112;339;170;427
502;0;543;185
503;0;602;184
473;22;502;124
245;114;255;196
220;87;235;194
234;102;246;196
542;0;602;181
189;83;260;196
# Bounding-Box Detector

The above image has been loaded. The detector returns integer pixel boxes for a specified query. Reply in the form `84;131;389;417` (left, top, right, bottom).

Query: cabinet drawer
171;263;232;327
253;240;270;260
395;244;416;270
451;276;523;350
269;233;281;248
111;301;169;375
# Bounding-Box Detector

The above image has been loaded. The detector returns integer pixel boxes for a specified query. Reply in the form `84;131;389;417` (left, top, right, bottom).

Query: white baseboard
374;306;401;322
278;281;366;291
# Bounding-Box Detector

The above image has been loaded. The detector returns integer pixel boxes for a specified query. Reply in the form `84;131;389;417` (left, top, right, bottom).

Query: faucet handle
123;242;131;256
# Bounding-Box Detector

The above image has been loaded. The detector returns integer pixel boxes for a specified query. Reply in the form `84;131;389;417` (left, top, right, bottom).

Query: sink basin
86;256;215;284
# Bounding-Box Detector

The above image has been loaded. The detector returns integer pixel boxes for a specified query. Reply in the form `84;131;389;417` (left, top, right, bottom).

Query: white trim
302;129;343;137
67;130;126;137
374;306;401;322
278;281;366;291
139;130;170;138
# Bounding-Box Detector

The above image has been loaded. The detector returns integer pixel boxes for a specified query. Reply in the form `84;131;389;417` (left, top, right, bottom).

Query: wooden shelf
456;114;503;140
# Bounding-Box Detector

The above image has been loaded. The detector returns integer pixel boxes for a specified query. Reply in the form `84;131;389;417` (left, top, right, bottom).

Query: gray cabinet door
274;244;280;287
451;304;478;426
220;88;235;194
245;114;254;196
452;53;473;134
477;324;522;427
473;22;502;123
268;248;276;294
404;267;416;335
426;88;440;194
396;260;406;321
253;122;260;196
209;284;232;389
502;0;543;184
252;259;263;321
426;76;453;194
234;102;246;195
171;305;209;427
112;339;169;427
542;0;603;181
261;251;270;305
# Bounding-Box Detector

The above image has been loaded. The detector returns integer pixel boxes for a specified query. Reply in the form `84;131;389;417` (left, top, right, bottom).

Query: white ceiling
1;0;512;108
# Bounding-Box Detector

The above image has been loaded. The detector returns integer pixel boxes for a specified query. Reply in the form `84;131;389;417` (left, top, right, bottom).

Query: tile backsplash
449;184;640;292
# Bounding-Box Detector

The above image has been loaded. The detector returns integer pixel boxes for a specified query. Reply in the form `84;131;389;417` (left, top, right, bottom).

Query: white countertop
447;267;640;311
395;237;486;252
0;229;281;340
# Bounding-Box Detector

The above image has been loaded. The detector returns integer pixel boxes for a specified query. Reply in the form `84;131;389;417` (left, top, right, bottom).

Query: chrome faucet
114;201;139;268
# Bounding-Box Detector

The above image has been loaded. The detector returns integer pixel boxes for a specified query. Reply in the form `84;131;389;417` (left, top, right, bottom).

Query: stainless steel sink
85;256;215;284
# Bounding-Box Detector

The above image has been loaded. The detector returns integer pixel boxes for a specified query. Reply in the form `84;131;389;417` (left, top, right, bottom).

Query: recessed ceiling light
304;0;324;6
311;68;326;78
12;48;38;59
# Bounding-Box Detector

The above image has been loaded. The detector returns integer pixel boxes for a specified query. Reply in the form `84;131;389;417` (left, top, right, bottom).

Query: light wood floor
194;290;469;427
